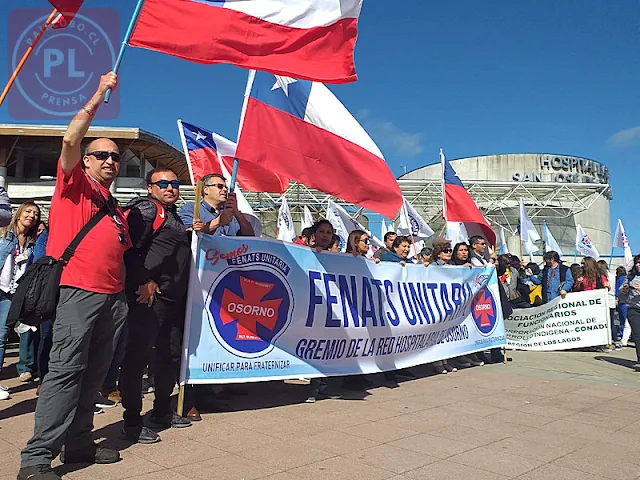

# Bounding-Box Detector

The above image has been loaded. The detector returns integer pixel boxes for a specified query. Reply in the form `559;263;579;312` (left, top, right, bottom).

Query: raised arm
60;72;117;176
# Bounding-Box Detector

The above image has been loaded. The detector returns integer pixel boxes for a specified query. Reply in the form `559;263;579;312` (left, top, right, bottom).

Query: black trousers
120;296;185;426
626;307;640;363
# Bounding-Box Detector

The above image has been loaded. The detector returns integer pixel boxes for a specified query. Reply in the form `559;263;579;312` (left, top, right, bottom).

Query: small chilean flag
442;149;496;247
48;0;84;28
236;71;403;219
129;0;362;84
177;120;288;193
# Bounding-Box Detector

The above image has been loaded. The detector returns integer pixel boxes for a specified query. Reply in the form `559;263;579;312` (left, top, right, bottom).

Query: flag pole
229;158;240;192
0;9;58;108
104;0;146;103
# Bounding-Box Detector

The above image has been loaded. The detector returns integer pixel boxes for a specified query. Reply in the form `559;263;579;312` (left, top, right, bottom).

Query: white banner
505;290;610;351
181;236;506;384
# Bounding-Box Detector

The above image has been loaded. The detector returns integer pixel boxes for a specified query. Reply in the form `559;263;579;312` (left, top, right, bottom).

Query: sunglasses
443;248;453;253
88;151;121;162
360;237;370;245
205;183;227;190
150;180;180;189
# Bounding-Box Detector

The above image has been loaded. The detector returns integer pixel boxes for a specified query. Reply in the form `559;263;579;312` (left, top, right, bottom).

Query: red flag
442;152;496;246
177;120;288;194
128;0;361;84
48;0;84;28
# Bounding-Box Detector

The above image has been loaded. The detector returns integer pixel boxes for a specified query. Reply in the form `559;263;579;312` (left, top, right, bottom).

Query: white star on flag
271;76;298;96
194;131;206;142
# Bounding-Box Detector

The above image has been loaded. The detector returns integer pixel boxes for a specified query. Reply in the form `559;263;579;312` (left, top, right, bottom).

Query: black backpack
6;198;113;327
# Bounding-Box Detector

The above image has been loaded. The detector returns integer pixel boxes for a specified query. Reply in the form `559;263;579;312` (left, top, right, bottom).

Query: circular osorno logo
12;12;116;117
206;265;293;358
471;289;498;336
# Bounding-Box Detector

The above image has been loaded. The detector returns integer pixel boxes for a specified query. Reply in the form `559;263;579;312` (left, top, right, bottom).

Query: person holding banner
620;255;640;371
179;173;254;236
469;235;489;266
451;242;473;267
419;247;433;266
381;236;411;265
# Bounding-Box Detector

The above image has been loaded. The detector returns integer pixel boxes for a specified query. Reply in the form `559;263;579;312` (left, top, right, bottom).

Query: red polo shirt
46;161;130;294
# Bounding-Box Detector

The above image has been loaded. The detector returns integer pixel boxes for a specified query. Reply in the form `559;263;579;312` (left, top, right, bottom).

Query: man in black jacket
119;168;192;444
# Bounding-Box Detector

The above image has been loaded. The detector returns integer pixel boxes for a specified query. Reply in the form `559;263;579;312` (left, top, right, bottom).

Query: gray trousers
20;287;127;468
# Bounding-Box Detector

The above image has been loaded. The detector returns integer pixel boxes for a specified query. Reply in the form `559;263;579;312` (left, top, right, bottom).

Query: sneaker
432;361;447;374
94;406;104;415
444;363;457;373
305;395;317;403
107;389;122;404
96;393;117;409
614;342;623;351
17;465;60;480
120;424;161;444
634;364;640;372
0;384;9;401
147;412;192;429
469;353;485;366
19;372;33;382
61;443;120;465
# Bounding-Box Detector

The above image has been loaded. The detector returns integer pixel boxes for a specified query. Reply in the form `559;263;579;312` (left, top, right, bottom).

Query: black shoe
17;465;60;480
120;424;161;444
95;393;117;409
141;377;155;395
147;412;192;429
61;444;120;465
93;406;104;415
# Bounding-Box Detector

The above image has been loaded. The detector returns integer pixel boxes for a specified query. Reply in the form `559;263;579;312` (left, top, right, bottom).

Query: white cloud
356;109;424;158
608;126;640;147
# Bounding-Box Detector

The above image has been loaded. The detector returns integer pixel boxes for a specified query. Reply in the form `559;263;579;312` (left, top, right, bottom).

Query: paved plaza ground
2;346;640;480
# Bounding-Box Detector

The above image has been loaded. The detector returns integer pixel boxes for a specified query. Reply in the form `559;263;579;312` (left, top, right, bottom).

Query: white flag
277;196;295;242
542;220;563;257
445;221;468;245
576;224;599;260
500;227;509;254
396;197;434;241
381;218;389;239
519;199;540;255
302;206;314;231
326;200;384;251
613;219;633;269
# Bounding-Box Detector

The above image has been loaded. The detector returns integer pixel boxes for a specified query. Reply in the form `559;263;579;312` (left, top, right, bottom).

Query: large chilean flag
235;71;403;219
177;120;288;193
129;0;362;84
442;150;496;247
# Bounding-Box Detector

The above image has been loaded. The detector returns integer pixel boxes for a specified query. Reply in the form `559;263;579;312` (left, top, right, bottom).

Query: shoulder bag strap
60;195;115;263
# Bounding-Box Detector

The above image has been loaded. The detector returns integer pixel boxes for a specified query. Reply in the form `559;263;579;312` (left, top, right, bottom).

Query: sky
0;0;639;246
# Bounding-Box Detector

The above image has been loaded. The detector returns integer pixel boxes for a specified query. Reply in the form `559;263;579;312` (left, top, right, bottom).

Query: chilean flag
129;0;362;84
236;71;403;219
442;149;496;247
49;0;84;28
177;120;288;193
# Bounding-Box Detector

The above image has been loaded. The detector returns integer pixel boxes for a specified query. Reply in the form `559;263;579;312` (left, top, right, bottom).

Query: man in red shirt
19;73;129;480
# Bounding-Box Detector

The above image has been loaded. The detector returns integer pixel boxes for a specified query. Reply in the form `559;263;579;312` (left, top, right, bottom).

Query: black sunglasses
150;180;180;189
442;248;453;253
88;151;121;162
205;182;228;190
360;237;370;245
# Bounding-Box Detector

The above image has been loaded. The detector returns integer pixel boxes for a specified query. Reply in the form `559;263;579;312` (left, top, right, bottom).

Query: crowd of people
0;73;638;480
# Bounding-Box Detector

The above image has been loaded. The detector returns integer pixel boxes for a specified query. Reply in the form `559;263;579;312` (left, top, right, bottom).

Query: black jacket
124;196;191;301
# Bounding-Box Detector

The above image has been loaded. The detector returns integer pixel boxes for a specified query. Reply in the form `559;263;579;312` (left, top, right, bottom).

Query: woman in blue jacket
0;202;40;400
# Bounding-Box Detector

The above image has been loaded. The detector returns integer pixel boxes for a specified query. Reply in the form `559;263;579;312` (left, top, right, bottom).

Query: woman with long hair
429;237;453;266
451;243;472;266
345;229;368;256
0;202;41;400
620;255;640;370
310;220;334;252
581;257;609;291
